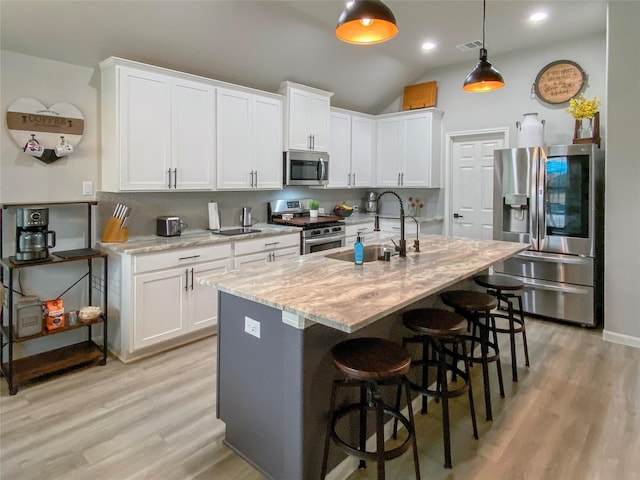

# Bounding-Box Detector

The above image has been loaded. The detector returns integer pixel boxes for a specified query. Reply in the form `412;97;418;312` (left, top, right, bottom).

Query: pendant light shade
463;48;505;91
463;0;504;92
336;0;398;45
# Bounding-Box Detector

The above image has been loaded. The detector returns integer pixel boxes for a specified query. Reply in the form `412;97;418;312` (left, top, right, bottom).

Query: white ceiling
0;0;607;114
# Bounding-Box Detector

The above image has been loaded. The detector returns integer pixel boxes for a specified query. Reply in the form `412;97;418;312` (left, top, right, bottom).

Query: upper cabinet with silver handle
376;109;444;188
279;81;333;153
100;58;215;191
216;86;283;190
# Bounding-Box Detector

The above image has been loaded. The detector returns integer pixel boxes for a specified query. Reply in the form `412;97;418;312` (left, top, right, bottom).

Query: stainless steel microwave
284;150;329;186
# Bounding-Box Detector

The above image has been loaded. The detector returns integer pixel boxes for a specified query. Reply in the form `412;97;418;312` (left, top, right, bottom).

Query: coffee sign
6;98;84;163
534;60;586;105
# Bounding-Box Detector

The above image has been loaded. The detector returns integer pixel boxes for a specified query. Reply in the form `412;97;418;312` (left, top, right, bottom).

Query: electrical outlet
244;316;260;338
82;181;93;196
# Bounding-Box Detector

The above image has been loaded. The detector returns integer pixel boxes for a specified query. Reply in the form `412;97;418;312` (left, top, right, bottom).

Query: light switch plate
82;181;93;196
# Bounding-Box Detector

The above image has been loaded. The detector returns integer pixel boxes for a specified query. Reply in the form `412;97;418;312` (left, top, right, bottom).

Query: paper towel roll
208;202;220;230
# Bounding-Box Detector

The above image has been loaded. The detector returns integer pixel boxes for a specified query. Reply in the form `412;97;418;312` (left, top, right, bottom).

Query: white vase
517;112;545;147
310;209;318;218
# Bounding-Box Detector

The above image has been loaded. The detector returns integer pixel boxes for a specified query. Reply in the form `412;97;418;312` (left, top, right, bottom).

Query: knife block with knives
101;203;130;243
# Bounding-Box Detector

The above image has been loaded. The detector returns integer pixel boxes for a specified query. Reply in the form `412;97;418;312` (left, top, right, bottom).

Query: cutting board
272;215;343;226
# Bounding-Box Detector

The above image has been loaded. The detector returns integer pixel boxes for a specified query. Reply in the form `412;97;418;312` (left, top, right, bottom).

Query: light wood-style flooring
1;317;639;480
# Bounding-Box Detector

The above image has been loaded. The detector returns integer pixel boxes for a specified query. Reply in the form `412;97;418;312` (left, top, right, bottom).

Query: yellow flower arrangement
565;93;601;121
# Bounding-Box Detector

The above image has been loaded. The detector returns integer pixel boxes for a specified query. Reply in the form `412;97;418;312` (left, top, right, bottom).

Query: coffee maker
15;208;56;262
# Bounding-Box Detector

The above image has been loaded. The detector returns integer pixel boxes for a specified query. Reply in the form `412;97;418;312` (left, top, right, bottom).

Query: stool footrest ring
330;402;414;463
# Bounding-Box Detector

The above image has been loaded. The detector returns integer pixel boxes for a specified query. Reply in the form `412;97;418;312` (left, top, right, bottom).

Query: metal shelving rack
0;201;108;395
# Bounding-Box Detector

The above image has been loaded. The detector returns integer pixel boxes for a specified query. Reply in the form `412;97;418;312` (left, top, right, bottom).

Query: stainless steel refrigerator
493;144;604;326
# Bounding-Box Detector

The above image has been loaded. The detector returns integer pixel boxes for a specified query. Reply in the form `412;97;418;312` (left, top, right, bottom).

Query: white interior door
450;132;505;239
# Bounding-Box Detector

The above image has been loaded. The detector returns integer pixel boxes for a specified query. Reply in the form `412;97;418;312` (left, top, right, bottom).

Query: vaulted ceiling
0;1;607;114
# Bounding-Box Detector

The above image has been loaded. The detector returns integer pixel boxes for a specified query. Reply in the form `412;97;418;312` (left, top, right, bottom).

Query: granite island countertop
199;235;528;333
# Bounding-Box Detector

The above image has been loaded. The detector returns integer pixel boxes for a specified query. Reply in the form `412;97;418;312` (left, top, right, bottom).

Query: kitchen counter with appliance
96;224;300;255
206;234;527;480
200;235;527;333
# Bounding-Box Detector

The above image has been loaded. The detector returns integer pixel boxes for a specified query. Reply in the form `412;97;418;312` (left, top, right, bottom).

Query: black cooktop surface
211;228;261;236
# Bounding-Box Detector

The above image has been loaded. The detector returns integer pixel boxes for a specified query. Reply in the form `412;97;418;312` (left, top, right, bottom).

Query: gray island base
200;235;528;479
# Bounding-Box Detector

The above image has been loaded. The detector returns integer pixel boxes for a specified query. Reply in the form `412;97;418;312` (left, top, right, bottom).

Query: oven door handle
304;234;344;246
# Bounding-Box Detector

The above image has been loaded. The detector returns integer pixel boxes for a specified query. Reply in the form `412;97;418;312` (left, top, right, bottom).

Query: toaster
156;216;183;237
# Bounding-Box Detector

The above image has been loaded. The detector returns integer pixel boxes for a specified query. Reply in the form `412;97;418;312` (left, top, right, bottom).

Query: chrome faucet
374;190;406;257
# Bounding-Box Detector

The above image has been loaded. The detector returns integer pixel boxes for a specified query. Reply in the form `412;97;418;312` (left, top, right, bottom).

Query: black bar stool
320;337;420;480
474;274;531;381
396;308;478;468
440;290;505;421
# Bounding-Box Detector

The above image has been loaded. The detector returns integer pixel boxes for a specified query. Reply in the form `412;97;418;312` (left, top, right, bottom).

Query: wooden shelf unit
0;201;108;395
1;341;105;387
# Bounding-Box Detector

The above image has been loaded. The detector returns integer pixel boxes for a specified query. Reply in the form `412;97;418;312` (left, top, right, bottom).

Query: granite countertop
96;224;300;255
199;235;528;333
342;213;444;225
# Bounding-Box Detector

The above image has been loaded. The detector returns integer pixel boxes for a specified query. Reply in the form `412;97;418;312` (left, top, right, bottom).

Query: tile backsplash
96;187;442;238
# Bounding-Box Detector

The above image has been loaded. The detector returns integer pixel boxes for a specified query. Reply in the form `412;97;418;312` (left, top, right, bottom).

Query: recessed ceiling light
529;11;548;22
422;41;436;51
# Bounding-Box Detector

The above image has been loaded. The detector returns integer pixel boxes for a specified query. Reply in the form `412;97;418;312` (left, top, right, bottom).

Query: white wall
602;1;640;347
0;51;100;203
383;33;606;148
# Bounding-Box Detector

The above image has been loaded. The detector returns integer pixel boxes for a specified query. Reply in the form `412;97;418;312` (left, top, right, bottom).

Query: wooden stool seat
439;290;504;421
440;290;498;311
399;308;478;468
403;308;468;338
473;274;524;291
473;274;531;382
332;337;411;380
321;337;420;480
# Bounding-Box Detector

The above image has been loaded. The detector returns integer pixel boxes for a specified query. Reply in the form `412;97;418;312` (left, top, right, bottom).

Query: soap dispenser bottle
354;233;364;265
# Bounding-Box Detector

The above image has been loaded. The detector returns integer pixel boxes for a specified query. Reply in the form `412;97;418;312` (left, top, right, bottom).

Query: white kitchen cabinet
376;109;443;188
345;221;378;246
378;218;420;237
133;258;227;349
233;233;300;269
107;243;231;361
100;57;215;191
279;81;333;152
216;87;283;190
328;109;375;188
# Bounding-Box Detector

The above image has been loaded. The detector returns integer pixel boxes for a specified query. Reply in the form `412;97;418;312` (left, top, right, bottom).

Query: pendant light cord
482;0;486;49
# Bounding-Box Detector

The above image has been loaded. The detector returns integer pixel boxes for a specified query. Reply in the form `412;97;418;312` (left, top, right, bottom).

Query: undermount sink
325;244;394;263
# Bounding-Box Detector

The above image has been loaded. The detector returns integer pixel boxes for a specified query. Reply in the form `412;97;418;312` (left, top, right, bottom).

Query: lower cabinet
233;233;300;269
108;243;231;361
133;259;227;349
378;218;420;238
345;222;377;246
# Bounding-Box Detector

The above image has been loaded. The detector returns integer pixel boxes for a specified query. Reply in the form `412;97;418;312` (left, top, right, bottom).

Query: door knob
453;213;464;218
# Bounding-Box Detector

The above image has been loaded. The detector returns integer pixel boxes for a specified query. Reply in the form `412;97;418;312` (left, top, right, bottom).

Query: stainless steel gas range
268;199;345;255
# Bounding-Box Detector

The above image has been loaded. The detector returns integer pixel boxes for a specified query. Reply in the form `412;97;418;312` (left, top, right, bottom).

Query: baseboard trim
602;329;640;348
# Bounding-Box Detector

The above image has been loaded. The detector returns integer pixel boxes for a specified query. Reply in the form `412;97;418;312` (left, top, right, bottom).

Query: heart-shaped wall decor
6;97;84;163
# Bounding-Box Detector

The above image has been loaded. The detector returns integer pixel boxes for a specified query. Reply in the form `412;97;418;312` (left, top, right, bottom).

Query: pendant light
336;0;398;45
463;0;504;92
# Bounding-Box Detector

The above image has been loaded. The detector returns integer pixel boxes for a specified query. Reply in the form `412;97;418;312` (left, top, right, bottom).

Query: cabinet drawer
234;233;300;256
134;243;231;273
378;219;419;236
346;222;375;237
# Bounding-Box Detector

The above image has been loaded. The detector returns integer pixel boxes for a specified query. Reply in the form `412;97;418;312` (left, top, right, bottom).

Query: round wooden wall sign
534;60;586;104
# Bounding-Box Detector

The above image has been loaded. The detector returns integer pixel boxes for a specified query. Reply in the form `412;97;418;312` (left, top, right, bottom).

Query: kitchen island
199;235;527;480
